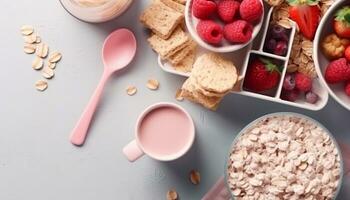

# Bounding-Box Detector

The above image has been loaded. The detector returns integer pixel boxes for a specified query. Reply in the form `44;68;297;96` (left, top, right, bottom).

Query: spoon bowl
70;28;137;146
102;29;137;70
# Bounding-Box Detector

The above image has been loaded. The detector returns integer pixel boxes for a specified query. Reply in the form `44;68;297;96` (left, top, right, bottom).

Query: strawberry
244;57;281;92
334;6;350;38
288;0;320;40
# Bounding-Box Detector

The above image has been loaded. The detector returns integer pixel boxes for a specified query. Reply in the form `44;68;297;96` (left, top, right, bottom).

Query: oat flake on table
189;170;200;185
42;67;55;79
147;79;159;90
36;43;49;58
24;43;36;54
126;86;137;96
21;25;34;36
24;34;37;44
35;80;48;91
166;189;178;200
32;56;44;70
48;52;62;63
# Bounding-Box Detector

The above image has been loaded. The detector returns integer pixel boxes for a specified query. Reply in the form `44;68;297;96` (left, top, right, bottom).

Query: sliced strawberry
289;5;320;40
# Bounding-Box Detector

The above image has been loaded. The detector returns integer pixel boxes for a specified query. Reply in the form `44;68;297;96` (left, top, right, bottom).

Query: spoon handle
70;70;111;146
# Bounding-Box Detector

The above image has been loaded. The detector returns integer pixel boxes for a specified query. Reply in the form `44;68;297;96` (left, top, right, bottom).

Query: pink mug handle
202;176;231;200
339;142;350;176
123;140;145;162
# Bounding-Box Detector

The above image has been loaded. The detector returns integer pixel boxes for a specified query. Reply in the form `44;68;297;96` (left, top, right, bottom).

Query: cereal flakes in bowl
225;113;343;200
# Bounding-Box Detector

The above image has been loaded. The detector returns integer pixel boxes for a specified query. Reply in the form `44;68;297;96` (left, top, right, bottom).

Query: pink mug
123;102;195;162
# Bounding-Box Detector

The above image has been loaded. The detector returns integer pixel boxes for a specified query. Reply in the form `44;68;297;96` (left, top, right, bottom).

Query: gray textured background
0;1;349;199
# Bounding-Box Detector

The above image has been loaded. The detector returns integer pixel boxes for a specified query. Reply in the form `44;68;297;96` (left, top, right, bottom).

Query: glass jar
60;0;133;23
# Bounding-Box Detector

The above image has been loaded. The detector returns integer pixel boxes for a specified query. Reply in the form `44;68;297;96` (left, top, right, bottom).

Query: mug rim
223;112;344;200
134;102;195;161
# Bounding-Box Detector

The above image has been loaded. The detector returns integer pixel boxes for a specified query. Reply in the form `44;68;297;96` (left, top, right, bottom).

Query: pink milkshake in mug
123;102;195;162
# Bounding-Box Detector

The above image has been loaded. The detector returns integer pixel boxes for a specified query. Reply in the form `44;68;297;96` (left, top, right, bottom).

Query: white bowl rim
185;0;265;53
313;0;350;111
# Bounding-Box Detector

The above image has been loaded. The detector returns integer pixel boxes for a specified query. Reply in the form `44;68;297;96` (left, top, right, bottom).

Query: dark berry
281;89;300;102
271;25;288;41
305;91;319;104
274;41;288;56
283;73;295;90
266;38;277;52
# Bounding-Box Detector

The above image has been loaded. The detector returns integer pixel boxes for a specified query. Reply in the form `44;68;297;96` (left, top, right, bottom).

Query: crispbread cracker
140;2;183;40
181;77;222;110
168;40;197;65
192;53;238;93
173;50;196;73
173;0;187;5
147;27;189;58
195;84;227;97
160;0;185;13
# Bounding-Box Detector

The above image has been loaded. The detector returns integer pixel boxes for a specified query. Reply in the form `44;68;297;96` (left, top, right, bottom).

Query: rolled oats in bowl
227;113;343;200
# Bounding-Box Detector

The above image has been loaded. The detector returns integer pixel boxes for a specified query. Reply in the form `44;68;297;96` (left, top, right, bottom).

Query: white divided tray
158;6;329;111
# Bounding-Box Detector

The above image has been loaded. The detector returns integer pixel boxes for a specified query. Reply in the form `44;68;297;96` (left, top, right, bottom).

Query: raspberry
224;20;253;43
196;20;223;45
239;0;263;24
345;46;350;62
325;58;350;84
217;0;240;23
192;0;217;19
345;81;350;97
281;89;300;102
305;91;319;104
295;72;312;92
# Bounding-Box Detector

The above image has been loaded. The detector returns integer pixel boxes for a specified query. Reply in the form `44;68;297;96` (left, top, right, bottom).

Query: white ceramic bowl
314;0;350;111
185;0;265;53
223;112;344;200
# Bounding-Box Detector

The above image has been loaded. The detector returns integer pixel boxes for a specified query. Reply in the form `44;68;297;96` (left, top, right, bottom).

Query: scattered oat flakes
189;170;200;185
166;189;178;200
175;89;184;101
32;56;44;70
126;86;137;96
42;67;55;79
24;43;36;54
277;19;292;29
21;25;34;35
147;79;159;90
48;62;56;69
36;43;49;58
48;52;62;63
35;80;48;91
24;34;37;44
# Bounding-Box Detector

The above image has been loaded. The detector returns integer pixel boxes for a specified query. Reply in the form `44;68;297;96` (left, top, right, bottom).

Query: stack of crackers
181;53;239;110
140;0;197;73
140;1;239;110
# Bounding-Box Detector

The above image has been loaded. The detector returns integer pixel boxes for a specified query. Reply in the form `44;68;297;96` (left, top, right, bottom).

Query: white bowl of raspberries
185;0;264;53
314;0;350;111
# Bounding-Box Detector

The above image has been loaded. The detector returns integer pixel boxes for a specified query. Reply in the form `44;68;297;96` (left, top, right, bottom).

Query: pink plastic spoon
70;28;137;146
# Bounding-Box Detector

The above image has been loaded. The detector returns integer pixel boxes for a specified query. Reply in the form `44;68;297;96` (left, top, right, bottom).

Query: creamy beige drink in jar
60;0;133;23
